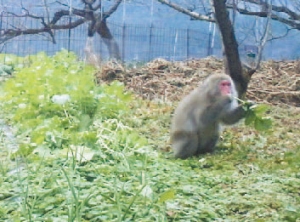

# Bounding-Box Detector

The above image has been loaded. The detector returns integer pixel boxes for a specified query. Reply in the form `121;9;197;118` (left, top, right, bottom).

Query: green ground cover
0;51;299;221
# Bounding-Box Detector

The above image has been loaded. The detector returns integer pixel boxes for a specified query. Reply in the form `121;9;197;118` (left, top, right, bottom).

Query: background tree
212;0;248;96
157;0;298;96
0;0;122;60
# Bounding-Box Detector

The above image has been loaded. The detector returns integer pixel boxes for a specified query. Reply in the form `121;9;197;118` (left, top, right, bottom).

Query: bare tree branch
51;8;86;24
232;7;300;29
157;0;300;30
1;17;86;43
102;0;123;20
1;0;122;40
246;0;300;20
252;5;271;71
157;0;214;22
227;0;300;30
0;0;123;58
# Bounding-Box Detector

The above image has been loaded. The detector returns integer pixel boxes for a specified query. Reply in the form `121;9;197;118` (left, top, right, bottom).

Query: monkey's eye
221;81;231;87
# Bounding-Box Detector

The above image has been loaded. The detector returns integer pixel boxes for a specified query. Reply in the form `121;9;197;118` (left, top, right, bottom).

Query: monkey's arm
200;97;232;126
220;106;246;125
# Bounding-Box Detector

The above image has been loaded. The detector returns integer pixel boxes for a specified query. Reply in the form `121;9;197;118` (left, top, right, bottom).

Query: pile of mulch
95;57;300;107
248;60;300;106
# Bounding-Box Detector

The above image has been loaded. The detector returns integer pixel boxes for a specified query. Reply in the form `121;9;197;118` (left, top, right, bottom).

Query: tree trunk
96;20;121;61
212;0;249;97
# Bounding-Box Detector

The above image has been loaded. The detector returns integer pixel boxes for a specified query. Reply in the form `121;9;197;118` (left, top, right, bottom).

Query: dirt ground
96;57;300;107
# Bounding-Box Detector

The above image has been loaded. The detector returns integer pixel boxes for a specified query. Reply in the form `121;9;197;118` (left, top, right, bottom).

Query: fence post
68;16;72;52
186;28;190;61
207;23;212;56
207;22;215;56
149;24;153;62
122;23;126;62
0;12;2;32
0;12;4;61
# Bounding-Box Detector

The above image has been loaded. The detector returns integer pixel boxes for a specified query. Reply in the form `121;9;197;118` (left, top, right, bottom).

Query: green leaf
67;145;95;162
251;104;270;114
245;110;256;125
239;99;272;131
79;114;92;131
254;117;272;131
158;189;175;203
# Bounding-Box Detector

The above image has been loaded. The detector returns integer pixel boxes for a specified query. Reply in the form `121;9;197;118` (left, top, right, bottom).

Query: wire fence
3;14;296;64
106;22;223;62
0;15;224;64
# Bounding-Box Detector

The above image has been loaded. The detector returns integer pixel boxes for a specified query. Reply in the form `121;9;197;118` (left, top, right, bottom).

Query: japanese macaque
170;74;247;159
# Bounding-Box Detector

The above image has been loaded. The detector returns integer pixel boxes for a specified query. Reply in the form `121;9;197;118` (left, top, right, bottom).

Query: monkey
170;73;248;159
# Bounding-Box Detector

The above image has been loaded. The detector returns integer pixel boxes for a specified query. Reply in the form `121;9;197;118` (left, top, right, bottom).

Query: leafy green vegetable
237;99;272;132
0;50;146;157
158;189;176;203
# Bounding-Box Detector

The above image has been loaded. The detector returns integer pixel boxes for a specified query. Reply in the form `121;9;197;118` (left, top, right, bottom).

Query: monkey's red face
219;80;232;95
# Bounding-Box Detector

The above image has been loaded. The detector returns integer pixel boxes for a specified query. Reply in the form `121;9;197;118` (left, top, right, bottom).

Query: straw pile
96;57;300;107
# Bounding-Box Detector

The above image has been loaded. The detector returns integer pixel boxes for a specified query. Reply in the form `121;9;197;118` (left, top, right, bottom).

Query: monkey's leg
171;131;198;159
196;134;219;154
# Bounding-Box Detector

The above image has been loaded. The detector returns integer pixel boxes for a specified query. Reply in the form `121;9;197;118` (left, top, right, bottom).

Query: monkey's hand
233;96;255;110
241;100;256;112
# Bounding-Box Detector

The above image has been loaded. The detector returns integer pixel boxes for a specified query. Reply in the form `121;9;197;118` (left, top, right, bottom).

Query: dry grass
95;57;300;107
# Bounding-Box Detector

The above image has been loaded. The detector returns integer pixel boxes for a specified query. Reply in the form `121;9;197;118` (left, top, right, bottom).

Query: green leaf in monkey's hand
245;108;256;125
241;101;272;132
251;104;270;115
254;117;272;131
